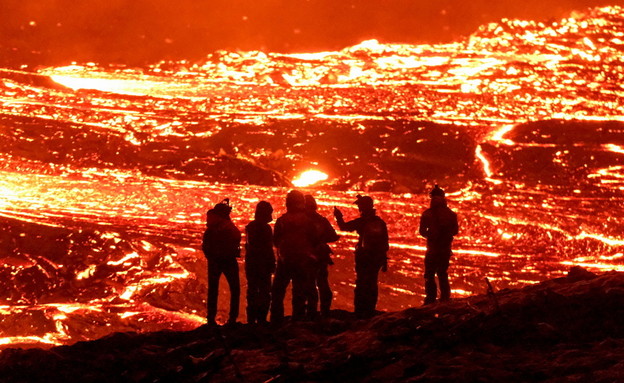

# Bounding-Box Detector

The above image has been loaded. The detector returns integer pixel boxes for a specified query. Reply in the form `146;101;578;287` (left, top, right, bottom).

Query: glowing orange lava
0;5;623;348
292;170;329;187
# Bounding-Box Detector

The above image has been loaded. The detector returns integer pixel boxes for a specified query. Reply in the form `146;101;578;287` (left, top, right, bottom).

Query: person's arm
418;212;429;238
235;227;242;251
381;220;390;253
234;226;242;244
273;217;283;247
262;223;273;243
201;229;211;257
229;223;242;257
381;219;389;271
321;217;340;243
244;225;250;253
333;207;359;232
451;212;459;237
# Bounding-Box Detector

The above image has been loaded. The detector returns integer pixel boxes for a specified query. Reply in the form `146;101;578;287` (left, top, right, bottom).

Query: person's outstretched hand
333;206;343;219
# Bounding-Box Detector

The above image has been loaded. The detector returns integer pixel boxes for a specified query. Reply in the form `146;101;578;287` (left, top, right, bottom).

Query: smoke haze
1;0;621;66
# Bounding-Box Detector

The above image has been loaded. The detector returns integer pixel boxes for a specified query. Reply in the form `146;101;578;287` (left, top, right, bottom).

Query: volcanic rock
2;268;624;382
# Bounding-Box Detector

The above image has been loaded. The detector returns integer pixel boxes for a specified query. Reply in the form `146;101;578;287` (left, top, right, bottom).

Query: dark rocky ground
2;267;624;382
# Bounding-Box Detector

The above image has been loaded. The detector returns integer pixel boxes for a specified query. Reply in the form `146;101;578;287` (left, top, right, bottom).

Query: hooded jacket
274;191;319;262
202;215;241;262
419;196;458;250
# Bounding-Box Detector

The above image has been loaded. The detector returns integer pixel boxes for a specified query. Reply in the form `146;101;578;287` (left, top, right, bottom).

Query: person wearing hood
419;185;459;305
202;199;241;326
270;190;320;323
334;194;389;318
245;201;275;324
305;194;340;318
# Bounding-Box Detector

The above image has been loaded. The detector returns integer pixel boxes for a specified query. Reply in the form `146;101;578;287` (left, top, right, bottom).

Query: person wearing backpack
271;190;320;323
419;185;459;305
334;195;389;318
245;201;275;324
305;194;340;318
202;199;241;326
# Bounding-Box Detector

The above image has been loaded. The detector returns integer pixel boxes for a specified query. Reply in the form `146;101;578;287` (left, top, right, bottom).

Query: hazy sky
1;0;622;66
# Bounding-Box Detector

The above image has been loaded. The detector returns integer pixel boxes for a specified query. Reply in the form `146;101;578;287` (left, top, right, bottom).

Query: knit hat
354;194;374;210
305;194;318;211
209;198;232;218
430;185;445;197
254;200;273;222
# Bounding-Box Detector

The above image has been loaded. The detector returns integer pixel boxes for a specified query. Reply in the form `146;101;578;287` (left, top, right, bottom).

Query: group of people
201;185;458;326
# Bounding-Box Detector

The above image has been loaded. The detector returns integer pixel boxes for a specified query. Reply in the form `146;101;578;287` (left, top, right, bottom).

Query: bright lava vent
292;170;329;187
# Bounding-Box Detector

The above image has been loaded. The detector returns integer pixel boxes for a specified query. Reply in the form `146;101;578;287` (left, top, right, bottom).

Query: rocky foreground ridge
1;267;624;382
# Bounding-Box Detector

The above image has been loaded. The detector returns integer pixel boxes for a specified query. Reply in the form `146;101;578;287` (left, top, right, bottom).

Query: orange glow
292;170;329;187
488;125;516;146
575;232;624;247
0;336;60;347
0;6;623;349
475;145;503;185
561;261;624;272
475;145;493;178
75;264;97;280
50;75;143;95
604;144;624;154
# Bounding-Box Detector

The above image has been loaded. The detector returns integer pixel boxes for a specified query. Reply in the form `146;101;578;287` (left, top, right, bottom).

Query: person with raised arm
334;195;389;318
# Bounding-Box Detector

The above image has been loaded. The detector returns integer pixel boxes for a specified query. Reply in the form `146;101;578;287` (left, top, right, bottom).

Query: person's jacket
309;211;340;264
202;219;241;262
245;220;275;272
337;211;389;255
274;210;318;261
419;196;458;250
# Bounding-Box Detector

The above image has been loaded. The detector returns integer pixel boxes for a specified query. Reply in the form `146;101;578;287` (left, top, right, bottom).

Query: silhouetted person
419;185;459;305
334;195;389;318
305;194;340;318
202;199;241;326
245;201;275;324
270;190;319;323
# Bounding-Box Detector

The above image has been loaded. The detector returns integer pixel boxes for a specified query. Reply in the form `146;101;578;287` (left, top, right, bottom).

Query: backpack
425;207;457;245
360;216;389;253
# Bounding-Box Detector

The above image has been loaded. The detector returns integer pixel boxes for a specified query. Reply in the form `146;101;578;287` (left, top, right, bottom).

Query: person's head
429;185;447;207
254;200;273;223
206;210;221;228
285;190;306;212
304;194;317;213
207;198;232;223
430;185;445;198
354;194;374;215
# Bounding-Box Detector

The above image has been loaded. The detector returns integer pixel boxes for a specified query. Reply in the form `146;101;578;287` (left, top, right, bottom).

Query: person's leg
317;264;332;316
222;258;240;323
358;262;380;317
355;260;380;317
290;264;308;321
305;262;320;319
256;270;272;323
245;267;258;324
270;260;290;324
368;266;380;314
423;253;438;305
354;260;365;315
438;253;452;302
207;261;222;324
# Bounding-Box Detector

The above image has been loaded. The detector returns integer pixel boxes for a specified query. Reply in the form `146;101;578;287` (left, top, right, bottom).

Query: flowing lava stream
0;6;623;348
